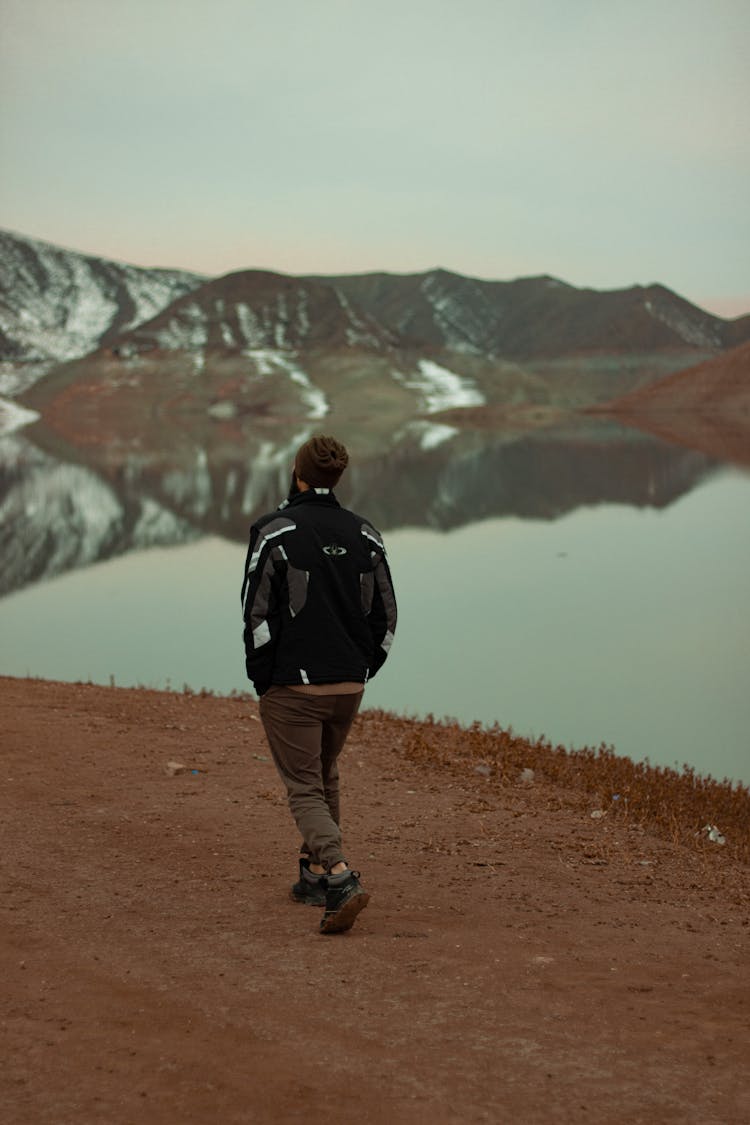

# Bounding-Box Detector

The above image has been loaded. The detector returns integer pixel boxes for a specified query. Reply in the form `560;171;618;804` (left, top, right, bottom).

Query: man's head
294;435;349;490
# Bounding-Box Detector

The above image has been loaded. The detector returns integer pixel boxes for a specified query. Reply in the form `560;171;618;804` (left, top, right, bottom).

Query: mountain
304;269;744;358
4;229;749;380
18;265;495;439
114;269;398;356
0;229;204;392
5;229;750;441
112;266;745;365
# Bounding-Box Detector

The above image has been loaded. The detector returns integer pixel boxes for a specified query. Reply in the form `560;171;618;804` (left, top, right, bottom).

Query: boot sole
319;890;370;934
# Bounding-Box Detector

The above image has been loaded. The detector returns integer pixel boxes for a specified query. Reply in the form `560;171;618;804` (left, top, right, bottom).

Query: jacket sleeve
241;522;286;696
366;546;397;680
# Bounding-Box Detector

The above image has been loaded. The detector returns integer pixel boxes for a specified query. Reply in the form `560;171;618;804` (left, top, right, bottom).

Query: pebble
164;761;188;777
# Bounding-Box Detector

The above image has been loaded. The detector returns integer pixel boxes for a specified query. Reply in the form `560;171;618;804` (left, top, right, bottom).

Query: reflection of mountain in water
0;417;720;598
344;425;718;530
0;434;201;596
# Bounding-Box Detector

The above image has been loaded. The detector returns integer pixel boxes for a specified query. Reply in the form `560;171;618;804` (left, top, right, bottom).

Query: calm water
1;465;748;784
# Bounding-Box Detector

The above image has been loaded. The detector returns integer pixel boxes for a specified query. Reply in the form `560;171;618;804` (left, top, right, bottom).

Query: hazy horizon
1;0;747;319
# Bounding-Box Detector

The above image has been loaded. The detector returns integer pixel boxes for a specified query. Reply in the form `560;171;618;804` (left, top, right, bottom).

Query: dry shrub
360;710;750;864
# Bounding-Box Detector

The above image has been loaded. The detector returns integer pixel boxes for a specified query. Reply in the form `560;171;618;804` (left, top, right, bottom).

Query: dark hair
294;435;349;488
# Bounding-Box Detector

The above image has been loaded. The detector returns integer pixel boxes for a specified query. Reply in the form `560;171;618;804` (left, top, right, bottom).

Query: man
241;435;397;934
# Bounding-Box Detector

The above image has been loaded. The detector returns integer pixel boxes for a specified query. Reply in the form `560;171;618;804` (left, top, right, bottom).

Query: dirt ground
1;676;748;1124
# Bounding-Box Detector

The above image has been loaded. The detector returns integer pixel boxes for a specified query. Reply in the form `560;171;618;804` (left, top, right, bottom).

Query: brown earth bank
1;676;748;1125
592;342;750;467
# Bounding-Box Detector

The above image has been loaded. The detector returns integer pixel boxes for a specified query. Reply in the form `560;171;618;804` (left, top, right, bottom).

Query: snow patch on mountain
295;289;310;338
274;295;289;348
65;257;121;344
156;302;210;351
417;360;485;411
236;303;266;348
644;299;721;349
421;272;499;353
0;229;204;370
163;288;326;354
245;349;329;419
0;396;41;435
0;362;50;397
392;360;485;414
333;287;387;349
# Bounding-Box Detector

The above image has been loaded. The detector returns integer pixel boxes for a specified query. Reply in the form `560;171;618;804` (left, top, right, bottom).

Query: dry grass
360;710;750;865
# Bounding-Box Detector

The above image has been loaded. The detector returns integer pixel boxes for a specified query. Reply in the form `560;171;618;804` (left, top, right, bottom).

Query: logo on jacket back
323;544;347;557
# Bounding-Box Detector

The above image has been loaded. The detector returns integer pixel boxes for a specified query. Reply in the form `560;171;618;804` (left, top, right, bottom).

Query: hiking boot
319;870;370;934
290;857;326;907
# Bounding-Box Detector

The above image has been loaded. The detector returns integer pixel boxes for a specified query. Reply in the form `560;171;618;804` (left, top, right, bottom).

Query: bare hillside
592;342;750;466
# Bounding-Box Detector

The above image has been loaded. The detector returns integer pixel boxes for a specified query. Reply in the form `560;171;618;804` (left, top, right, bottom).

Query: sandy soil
2;676;748;1124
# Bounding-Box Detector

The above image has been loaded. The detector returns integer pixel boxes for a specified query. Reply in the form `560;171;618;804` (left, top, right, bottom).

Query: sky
1;0;748;316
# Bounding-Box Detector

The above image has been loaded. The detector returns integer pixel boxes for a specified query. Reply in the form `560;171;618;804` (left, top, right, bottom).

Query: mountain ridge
115;268;399;357
304;271;741;358
3;229;748;387
0;229;205;392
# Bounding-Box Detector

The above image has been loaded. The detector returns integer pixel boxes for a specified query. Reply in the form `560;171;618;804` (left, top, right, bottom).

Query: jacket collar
282;489;341;511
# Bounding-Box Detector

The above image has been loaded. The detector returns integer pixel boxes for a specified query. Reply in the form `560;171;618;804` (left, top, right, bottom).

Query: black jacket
241;489;397;696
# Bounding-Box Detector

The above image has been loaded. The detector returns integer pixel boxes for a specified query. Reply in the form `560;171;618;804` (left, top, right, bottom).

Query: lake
1;417;748;785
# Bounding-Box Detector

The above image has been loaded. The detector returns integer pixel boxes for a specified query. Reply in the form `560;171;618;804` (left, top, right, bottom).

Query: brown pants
258;686;364;870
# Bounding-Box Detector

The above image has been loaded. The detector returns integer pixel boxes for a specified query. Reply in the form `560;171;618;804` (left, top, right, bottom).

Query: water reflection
0;413;722;597
0;474;747;784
